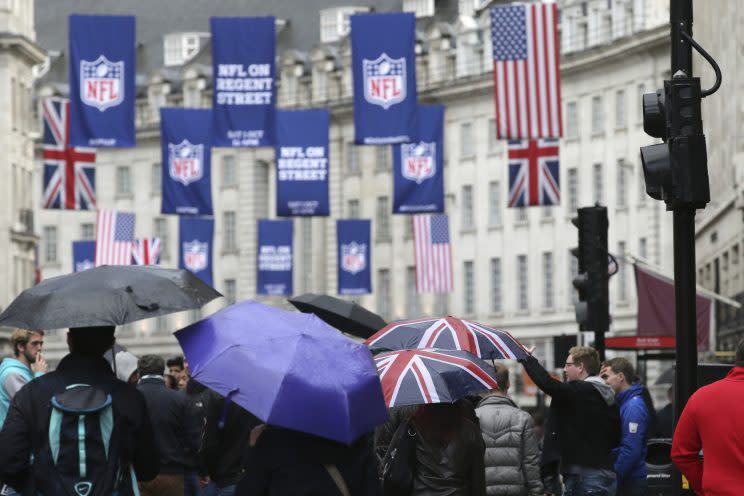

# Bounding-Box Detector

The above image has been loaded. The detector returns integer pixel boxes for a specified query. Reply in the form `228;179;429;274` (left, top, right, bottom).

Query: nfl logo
168;140;204;186
341;242;366;275
363;53;406;109
183;240;208;272
401;142;436;184
80;55;125;111
75;259;94;273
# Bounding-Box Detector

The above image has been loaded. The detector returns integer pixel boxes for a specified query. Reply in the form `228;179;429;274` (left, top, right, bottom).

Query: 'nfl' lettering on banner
183;240;209;272
401;142;436;184
80;55;124;112
168;140;204;186
341;242;367;275
363;53;406;109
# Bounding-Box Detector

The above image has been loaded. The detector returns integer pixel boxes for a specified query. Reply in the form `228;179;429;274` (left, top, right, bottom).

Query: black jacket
0;353;159;491
183;379;213;470
236;427;380;496
520;355;620;471
137;376;199;474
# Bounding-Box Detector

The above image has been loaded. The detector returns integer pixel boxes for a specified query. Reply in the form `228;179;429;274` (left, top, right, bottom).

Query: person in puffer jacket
476;363;543;496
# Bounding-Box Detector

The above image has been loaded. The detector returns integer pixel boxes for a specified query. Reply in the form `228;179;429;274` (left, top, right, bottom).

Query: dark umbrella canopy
288;293;386;339
0;265;221;330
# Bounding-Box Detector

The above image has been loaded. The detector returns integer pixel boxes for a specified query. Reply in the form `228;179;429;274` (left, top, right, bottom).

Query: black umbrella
288;293;386;339
0;265;221;330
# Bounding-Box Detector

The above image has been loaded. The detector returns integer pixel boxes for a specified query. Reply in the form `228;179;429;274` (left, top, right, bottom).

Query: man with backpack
0;326;160;495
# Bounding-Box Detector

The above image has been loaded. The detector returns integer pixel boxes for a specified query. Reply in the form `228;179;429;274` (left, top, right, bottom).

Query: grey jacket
476;394;543;496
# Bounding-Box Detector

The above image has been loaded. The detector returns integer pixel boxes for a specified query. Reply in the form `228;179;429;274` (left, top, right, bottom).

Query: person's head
177;374;189;390
493;363;510;394
113;351;140;384
564;346;600;381
166;355;185;379
163;373;178;389
138;355;165;377
735;337;744;367
11;329;44;366
67;326;114;356
600;357;635;394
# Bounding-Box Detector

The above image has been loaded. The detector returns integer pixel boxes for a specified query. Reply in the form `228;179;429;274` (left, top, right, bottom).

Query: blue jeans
563;471;617;496
217;485;236;496
616;478;647;496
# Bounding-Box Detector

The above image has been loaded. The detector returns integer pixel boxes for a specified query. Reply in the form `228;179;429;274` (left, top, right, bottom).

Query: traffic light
640;75;710;209
571;207;609;335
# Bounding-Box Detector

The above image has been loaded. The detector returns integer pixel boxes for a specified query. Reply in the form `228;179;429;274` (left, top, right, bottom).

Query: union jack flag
491;3;562;139
42;98;96;210
374;348;499;407
131;238;161;266
507;139;560;207
366;316;529;360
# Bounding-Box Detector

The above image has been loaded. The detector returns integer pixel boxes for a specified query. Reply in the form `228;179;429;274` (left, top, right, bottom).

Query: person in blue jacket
600;357;651;496
0;329;47;428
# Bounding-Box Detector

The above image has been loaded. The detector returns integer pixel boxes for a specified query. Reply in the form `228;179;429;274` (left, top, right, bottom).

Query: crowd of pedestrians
0;326;742;495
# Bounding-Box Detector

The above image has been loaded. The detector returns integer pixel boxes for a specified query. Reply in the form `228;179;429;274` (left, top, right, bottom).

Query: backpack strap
324;464;351;496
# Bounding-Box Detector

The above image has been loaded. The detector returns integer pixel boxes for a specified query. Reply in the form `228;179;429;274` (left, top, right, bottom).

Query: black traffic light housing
571;207;610;337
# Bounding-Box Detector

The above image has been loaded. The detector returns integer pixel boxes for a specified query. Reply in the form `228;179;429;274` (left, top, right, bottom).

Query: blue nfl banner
393;105;445;214
351;12;418;144
211;17;276;147
69;15;135;147
276;109;330;217
257;219;293;296
161;108;213;216
72;240;96;273
179;217;214;286
337;220;371;295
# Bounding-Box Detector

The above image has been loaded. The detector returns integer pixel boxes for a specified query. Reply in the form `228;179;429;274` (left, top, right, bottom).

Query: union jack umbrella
366;316;528;360
374;348;499;407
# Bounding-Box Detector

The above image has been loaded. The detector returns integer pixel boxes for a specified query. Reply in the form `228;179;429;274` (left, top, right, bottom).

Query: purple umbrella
174;300;388;445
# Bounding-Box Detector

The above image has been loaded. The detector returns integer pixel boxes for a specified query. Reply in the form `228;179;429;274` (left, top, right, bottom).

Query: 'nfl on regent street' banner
257;219;293;296
69;15;135;147
351;12;418;145
337;219;371;295
179;216;214;286
161;108;213;216
211;16;276;147
276;109;330;217
393;104;445;214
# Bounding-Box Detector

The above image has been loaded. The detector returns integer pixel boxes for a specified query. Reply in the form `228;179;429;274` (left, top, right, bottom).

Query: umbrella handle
218;388;240;430
125;286;160;312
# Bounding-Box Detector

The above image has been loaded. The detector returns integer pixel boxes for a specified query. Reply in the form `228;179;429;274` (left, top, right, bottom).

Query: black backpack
29;382;139;496
380;415;417;496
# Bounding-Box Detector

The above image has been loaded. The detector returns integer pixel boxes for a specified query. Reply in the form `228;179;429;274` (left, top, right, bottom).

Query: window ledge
116;193;134;200
540;216;555;224
591;131;605;139
460;226;477;235
221;183;239;190
345;170;362;178
43;261;61;269
221;249;239;256
564;135;580;143
515;309;531;316
374;167;390;175
614;125;627;132
540;307;556;315
376;235;392;244
460;154;476;161
514;220;529;227
616;205;629;212
489;311;504;319
488;224;503;232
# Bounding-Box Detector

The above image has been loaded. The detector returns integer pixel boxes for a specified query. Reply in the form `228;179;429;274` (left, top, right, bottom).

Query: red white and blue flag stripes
131;238;161;266
366;316;529;361
42;98;97;210
374;348;499;407
507;138;560;207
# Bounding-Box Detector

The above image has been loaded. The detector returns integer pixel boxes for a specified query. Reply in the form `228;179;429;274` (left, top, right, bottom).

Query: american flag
413;214;453;293
131;238;161;266
95;210;136;266
508;138;560;207
491;3;562;139
42;98;97;210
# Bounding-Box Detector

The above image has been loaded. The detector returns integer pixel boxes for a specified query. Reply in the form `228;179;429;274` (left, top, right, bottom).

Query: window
224;279;237;304
616;159;626;207
637;83;646;123
517;255;528;310
593;163;603;205
541;207;553;219
460;122;474;158
154;218;169;261
461;185;474;230
618;241;627;301
434;293;448;316
116;166;132;196
490;258;502;313
164;33;204;67
488;118;498;153
312;67;328;102
151;163;161;195
516;207;528;223
222;155;237;187
376;196;390;240
347;199;360;219
319;7;368;43
403;0;435;17
615;89;626;128
463;261;475;314
489;181;501;227
223;211;237;252
638;169;647;204
569;250;578;304
591;95;604;134
567;168;579;212
377;269;391;319
346;142;359;174
80;223;95;240
566;101;578;138
375;146;391;172
43;226;57;264
639;237;648;260
406;267;420;318
543;252;554;309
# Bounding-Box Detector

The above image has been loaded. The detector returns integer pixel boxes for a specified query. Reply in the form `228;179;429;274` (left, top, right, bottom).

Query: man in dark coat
0;326;159;495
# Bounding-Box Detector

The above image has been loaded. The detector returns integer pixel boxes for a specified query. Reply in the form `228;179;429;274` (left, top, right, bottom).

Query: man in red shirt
671;338;744;495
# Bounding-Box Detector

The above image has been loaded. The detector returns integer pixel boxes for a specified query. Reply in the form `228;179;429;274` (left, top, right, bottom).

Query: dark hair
166;356;184;369
163;374;178;389
736;338;744;367
138;355;165;377
568;346;600;376
68;327;115;356
493;363;510;393
605;357;636;383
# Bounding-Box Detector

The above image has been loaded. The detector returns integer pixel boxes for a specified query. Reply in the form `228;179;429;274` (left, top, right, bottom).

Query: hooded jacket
612;383;650;482
0;357;42;428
